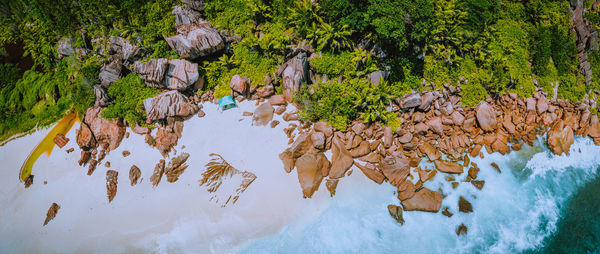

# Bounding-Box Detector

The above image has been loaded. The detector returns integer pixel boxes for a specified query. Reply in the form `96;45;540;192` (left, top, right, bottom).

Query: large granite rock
279;133;314;173
132;59;199;91
378;155;410;187
280;52;310;102
166;27;224;59
253;103;274;126
94;85;110;107
296;152;330;198
81;106;125;151
107;36;140;62
547;119;574;155
57;37;75;58
401;187;443;212
99;58;122;87
329;136;354;178
475;102;497;132
143;91;198;122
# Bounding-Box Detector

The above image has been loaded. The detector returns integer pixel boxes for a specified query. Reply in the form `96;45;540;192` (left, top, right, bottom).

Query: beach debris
66;147;74;153
459;196;473;213
43;203;60;226
200;153;257;207
87;159;98;175
106;170;118;202
53;134;69;148
78;151;91;166
24;175;34;188
129;165;141;186
270;120;280;128
197;110;205;118
387;205;405;225
471;180;485;190
150;160;165;186
442;207;453;217
490;162;501;173
165;152;190;183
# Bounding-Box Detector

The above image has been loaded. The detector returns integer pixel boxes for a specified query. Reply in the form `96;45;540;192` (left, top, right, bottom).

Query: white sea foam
1;102;600;253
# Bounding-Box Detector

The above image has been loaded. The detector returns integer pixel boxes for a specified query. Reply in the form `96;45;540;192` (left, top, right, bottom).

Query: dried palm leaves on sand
200;153;256;207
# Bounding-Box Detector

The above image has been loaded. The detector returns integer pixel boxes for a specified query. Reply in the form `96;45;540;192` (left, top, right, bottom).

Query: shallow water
1;101;599;253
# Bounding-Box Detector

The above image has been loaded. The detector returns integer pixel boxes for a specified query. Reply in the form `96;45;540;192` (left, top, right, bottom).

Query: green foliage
320;0;369;33
102;73;159;126
310;51;354;78
460;80;488;107
306;22;353;52
214;85;232;99
295;78;396;131
557;75;586;102
203;43;278;91
0;64;21;89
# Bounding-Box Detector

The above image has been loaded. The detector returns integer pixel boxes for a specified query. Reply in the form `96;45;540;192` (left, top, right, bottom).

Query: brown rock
144;91;198;122
326;178;339;197
434;160;464;174
419;142;442;161
401;187;443;212
352;122;366;135
133;125;150;135
268;94;286;106
491;162;501;173
350;141;371;158
388;205;405;225
84;107;126;151
451;111;465;125
314;121;333;137
150;160;165;186
537;97;549;115
129;165;141;186
397;180;417;201
456;224;468;236
311;132;325;150
197;110;206;117
547;119;574;155
155;126;179;157
279;133;314;173
589;115;600;138
66;148;74;153
442;207;453;217
471;180;485;190
398;133;413;144
78;150;91;166
43;203;60;226
283;112;299;122
354;161;385;184
106;170;118;203
426;117;444;134
53;134;69;148
274;105;286;115
378;156;410;187
257;85;275;98
122;150;130;157
76;123;96;150
296;153;330;198
419;92;434;111
229;75;249;95
414;123;429;133
253;103;275;126
458;196;473;213
24;175;34;188
475;102;497;132
87;159;98;175
525;98;536;112
164;153;190;182
329;136;354;178
468;167;479;179
383;127;393;148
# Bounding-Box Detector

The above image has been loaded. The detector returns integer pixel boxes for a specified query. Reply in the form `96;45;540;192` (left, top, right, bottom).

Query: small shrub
310;51;354;78
102;73;159;126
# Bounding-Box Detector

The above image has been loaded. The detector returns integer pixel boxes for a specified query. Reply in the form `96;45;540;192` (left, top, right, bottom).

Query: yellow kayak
19;111;79;182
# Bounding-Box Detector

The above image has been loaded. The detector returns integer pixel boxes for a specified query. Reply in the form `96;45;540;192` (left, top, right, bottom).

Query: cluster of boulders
278;80;600;230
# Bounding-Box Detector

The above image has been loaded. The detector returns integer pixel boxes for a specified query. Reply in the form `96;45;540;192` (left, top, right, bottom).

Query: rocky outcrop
253;103;274;126
279;133;313;173
279;52;310;102
94;85;111;107
571;0;599;85
43;203;60;226
79;106;126;151
401;187;443;212
547;119;574;155
132;59;200;91
57;38;75;58
230;75;249;96
144;91;198;122
295;152;330;198
166;6;224;59
155;118;184;157
99;57;122;87
107;36;140;62
106;170;118;203
329;136;354;178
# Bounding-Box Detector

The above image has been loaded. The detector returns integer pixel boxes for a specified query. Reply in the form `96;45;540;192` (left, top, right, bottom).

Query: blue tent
218;95;237;111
